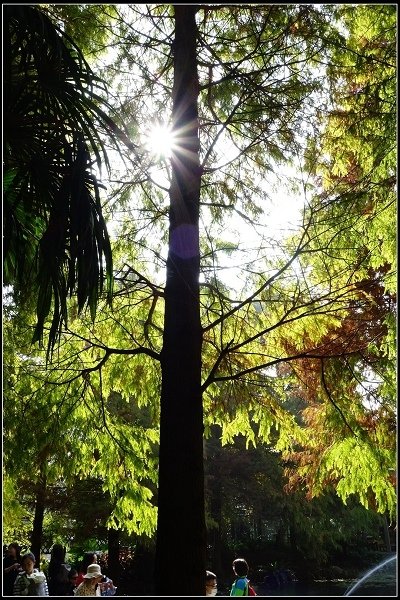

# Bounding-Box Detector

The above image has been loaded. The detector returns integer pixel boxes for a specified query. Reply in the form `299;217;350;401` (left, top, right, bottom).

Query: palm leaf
3;5;123;358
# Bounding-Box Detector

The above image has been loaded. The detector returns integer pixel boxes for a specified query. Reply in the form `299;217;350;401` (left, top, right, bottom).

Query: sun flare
146;123;176;158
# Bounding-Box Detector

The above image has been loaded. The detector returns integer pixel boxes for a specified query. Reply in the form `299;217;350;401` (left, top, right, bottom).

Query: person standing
47;543;70;596
66;568;79;595
3;543;21;595
98;574;117;597
230;557;256;596
76;553;98;587
13;552;49;596
76;553;116;596
74;563;104;597
206;570;218;596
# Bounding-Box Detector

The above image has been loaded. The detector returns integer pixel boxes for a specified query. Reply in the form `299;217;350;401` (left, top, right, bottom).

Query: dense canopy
3;4;396;596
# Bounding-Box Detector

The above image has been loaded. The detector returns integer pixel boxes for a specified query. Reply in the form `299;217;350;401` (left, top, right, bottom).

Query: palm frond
3;5;122;358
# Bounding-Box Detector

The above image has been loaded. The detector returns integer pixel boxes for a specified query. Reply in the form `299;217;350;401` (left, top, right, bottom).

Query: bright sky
94;5;315;293
101;116;307;294
139;125;303;276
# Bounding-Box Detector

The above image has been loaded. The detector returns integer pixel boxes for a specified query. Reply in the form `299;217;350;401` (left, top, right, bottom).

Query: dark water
252;579;396;596
252;555;397;597
121;556;397;595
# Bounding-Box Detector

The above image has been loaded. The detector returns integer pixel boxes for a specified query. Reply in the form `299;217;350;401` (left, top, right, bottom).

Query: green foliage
3;271;161;539
204;430;388;578
306;4;396;291
4;4;396;563
2;475;32;548
3;5;121;358
275;4;397;519
41;4;118;61
321;438;396;516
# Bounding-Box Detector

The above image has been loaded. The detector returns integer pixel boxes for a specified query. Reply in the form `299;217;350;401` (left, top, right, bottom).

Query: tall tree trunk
107;527;120;584
31;472;47;566
205;432;223;577
208;478;223;578
154;5;206;596
381;514;392;552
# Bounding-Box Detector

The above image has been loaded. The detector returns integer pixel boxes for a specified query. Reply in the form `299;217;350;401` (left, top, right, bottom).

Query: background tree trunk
154;5;206;596
205;431;224;577
382;515;392;552
107;527;120;584
31;472;47;566
208;481;223;578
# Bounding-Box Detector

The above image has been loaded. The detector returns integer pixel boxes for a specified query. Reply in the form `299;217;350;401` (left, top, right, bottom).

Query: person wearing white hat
74;563;103;596
206;570;218;596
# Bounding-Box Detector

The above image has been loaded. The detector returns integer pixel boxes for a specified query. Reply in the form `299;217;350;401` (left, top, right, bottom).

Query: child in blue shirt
230;558;256;596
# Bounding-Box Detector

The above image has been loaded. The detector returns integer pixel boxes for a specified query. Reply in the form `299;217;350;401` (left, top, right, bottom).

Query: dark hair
206;570;217;581
8;543;21;560
68;568;78;580
21;552;36;565
50;543;66;563
48;544;69;584
81;552;97;572
233;558;249;577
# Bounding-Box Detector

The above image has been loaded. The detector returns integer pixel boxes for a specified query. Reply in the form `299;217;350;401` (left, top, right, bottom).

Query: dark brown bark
382;515;392;553
107;527;121;584
30;473;47;566
207;478;223;577
154;5;206;596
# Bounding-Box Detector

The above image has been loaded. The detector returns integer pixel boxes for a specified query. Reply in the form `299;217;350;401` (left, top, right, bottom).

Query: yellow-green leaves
321;438;396;519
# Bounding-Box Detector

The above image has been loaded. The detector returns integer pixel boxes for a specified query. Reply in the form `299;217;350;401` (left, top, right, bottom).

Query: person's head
81;552;98;571
21;552;36;574
233;558;249;578
68;568;79;586
206;570;217;596
50;543;65;563
83;563;103;586
7;543;20;559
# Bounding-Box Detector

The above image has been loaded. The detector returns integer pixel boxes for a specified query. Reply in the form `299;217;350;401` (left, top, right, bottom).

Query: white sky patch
356;367;387;412
143;121;176;159
88;4;324;295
